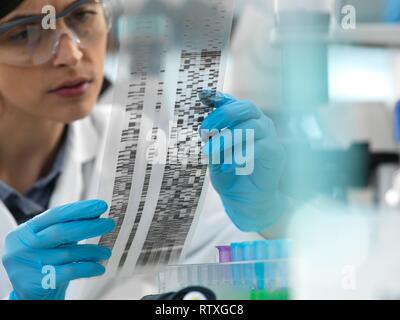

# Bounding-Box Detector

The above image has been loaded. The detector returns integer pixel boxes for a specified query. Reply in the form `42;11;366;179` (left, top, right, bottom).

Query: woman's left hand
200;91;289;232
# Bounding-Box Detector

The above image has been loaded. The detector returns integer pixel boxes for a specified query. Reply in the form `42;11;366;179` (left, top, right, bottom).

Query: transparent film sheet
96;0;235;277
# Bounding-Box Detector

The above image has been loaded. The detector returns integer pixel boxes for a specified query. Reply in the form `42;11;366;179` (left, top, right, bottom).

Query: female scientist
0;0;289;300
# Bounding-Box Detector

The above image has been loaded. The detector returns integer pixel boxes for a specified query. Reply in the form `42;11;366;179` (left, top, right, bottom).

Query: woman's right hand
2;199;115;300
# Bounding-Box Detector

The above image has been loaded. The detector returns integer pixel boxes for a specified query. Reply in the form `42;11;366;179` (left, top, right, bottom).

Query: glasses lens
0;0;109;66
65;1;108;42
0;22;45;65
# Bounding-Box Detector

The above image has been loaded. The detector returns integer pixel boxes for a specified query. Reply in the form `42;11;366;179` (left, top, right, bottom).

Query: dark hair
0;1;24;20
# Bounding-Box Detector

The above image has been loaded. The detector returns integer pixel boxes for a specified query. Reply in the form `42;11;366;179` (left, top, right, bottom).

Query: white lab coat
0;104;263;300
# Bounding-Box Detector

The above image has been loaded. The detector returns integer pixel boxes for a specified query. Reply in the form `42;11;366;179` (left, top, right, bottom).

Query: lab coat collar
67;113;99;164
49;111;102;208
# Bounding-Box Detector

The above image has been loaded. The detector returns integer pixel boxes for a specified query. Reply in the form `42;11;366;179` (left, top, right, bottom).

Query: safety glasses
0;0;112;66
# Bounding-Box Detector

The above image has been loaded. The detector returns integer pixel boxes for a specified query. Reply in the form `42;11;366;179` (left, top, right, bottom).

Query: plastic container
158;260;290;300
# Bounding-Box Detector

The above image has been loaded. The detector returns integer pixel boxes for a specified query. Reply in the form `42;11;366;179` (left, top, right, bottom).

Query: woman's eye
6;24;40;44
73;10;97;22
8;29;29;43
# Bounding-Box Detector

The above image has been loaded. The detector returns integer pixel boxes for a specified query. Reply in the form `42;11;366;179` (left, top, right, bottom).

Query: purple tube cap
216;246;232;263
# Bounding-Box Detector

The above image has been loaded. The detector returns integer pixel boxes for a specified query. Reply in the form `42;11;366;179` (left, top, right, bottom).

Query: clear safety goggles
0;0;112;67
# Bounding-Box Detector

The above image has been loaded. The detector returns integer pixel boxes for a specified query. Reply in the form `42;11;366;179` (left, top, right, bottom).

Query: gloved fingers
22;218;115;249
27;200;108;233
38;245;112;266
203;137;249;169
214;137;286;176
202;117;269;158
207;140;271;175
202;130;254;165
200;100;263;138
56;262;106;284
198;90;236;109
202;118;268;155
219;142;257;175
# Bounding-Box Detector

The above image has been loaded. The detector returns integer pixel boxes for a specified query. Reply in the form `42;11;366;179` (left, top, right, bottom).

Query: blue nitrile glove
199;90;289;232
2;200;115;300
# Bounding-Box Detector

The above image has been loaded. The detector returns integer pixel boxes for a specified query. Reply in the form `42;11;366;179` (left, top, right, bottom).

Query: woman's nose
52;33;83;67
